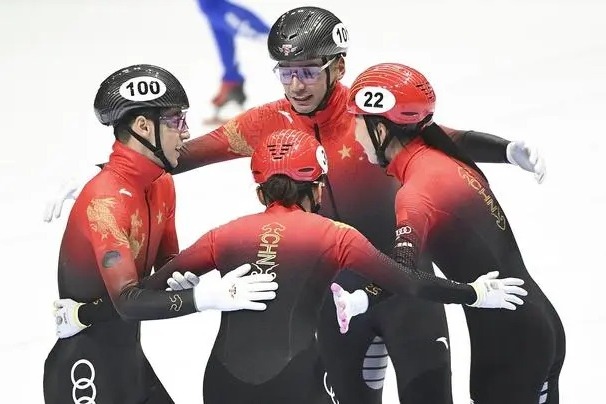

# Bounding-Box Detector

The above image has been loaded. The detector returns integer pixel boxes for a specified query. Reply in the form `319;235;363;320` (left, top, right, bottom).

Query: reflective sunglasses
273;58;336;85
159;111;188;133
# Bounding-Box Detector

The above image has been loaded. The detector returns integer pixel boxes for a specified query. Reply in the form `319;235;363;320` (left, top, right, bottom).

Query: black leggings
203;342;338;404
317;265;452;404
466;300;566;404
43;332;173;404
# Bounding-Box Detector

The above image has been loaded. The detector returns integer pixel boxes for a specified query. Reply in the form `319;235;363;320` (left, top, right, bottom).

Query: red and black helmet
347;63;435;125
251;129;328;184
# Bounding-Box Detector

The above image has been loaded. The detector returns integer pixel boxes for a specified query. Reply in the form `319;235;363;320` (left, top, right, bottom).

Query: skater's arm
441;125;510;163
78;230;220;325
77;296;120;325
336;224;476;304
95;124;257;174
141;230;219;289
86;194;197;321
173;126;249;173
173;106;270;174
77;230;214;326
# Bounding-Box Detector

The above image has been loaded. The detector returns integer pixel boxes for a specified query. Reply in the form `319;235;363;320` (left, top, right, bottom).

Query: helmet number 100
332;23;349;47
119;77;168;101
126;80;161;97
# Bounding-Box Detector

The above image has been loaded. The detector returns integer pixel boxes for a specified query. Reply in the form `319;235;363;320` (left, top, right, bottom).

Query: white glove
43;165;100;222
193;264;278;312
330;283;369;334
54;298;89;338
506;141;546;184
468;271;527;310
166;271;200;291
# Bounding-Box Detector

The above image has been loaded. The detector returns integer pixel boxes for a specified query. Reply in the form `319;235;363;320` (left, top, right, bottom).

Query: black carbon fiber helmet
94;64;189;126
268;7;349;62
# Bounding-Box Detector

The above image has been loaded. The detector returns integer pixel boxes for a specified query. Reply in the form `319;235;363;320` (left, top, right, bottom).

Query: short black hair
259;174;316;207
112;107;159;143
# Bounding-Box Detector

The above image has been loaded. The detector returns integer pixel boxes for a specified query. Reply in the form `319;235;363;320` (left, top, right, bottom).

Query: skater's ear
375;121;389;144
333;56;346;81
256;186;267;206
131;115;153;138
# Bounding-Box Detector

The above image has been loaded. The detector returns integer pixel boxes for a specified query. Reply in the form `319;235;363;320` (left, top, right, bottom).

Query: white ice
0;0;605;402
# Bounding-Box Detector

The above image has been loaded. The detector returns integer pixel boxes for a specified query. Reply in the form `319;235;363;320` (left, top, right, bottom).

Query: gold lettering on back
251;222;285;277
457;167;506;230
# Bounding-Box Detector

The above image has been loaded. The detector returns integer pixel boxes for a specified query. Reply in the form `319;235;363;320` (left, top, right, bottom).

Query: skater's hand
506;141;546;184
166;271;200;291
193;264;278;312
330;283;369;334
468;271;527;310
43;165;101;222
54;298;89;338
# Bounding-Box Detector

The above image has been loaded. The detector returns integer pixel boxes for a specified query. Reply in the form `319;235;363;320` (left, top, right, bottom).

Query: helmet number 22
355;86;396;114
363;91;383;108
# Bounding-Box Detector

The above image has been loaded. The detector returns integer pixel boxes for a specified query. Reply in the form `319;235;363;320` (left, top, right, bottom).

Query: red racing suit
43;142;196;404
57;141;197;322
141;202;476;403
388;134;565;403
176;82;510;254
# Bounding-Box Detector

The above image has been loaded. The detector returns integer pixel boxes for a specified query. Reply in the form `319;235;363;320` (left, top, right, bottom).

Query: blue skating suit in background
197;0;270;110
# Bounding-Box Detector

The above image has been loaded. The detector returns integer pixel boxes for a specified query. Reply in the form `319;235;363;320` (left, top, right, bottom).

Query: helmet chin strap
127;116;174;172
363;115;434;168
308;187;321;213
294;189;321;213
363;116;393;168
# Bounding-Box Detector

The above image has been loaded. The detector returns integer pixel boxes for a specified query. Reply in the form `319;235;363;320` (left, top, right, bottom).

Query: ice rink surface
1;0;605;402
